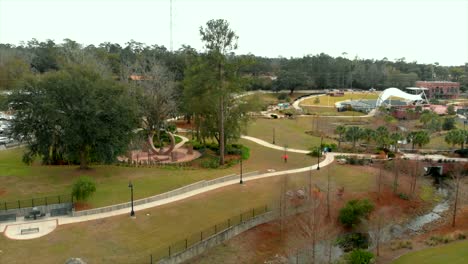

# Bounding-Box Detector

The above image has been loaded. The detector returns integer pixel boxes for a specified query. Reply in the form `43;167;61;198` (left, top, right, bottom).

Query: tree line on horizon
1;38;467;94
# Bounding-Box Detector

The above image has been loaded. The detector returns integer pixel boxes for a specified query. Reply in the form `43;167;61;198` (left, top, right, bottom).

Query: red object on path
282;154;288;163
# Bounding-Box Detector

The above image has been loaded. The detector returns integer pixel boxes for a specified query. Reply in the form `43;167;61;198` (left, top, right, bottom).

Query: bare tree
450;163;467;227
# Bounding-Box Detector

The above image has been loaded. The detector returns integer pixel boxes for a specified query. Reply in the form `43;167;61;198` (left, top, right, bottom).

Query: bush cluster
390;240;413;251
347;249;374;264
338;199;374;228
336;233;369;252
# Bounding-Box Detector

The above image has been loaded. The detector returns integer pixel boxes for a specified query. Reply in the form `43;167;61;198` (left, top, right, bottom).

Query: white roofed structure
376;87;428;107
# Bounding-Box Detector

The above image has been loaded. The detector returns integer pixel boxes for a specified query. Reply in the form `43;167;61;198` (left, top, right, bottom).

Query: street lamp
272;127;276;144
317;137;323;170
239;149;243;184
128;181;135;217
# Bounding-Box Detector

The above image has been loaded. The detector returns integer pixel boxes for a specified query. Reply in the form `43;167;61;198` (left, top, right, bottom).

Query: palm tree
374;126;390;149
390;132;402;152
335;125;346;149
345;126;362;151
361;128;375;152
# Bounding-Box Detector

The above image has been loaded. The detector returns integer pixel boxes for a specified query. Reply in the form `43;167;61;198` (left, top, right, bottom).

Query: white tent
376;87;426;107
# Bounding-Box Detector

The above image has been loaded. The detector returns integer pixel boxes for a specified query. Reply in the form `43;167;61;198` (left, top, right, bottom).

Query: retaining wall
72;171;259;217
157;211;277;264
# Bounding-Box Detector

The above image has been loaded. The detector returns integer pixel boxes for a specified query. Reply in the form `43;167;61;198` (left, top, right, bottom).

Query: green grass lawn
301;105;365;116
300;92;380;107
0;163;376;264
392;240;468;264
246;117;337;150
0;139;316;208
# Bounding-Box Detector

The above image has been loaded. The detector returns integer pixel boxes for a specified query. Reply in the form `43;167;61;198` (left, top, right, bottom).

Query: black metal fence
0;194;73;211
149;205;270;262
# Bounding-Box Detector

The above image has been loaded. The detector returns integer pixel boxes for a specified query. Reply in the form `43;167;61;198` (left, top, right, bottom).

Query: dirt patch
74;202;92;211
0;188;6;197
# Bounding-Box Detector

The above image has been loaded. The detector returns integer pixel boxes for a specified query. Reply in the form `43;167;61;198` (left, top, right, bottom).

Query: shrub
338;199;375;228
336;233;369;252
200;157;220;168
348;249;374;264
387;152;395;158
442;118;456;130
308;148;321;157
390;240;413;250
72;176;96;201
313;96;320;104
398;193;409;200
188;140;204;150
277;92;288;101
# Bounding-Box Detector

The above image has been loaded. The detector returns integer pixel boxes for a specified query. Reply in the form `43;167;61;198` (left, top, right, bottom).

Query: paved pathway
0;137;334;240
2;135;465;240
292;94;377;118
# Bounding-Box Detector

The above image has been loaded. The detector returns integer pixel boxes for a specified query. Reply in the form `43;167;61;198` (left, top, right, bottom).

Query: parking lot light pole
128;181;135;217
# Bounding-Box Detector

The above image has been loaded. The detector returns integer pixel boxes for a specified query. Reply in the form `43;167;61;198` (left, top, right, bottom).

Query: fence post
150;254;153;264
240;213;243;223
45;197;48;206
168;246;171;257
228;218;230;228
18;200;20;209
58;195;61;203
200;231;203;241
32;198;34;207
185;239;188;249
252;208;255;217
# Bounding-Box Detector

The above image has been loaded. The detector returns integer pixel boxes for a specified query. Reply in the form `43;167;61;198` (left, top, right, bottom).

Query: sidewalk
0;139;335;240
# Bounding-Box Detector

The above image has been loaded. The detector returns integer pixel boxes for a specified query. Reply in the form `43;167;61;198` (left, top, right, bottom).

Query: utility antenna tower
170;0;173;51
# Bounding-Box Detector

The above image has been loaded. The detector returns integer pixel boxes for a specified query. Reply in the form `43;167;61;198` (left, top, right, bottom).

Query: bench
21;227;39;235
24;212;46;220
0;214;16;222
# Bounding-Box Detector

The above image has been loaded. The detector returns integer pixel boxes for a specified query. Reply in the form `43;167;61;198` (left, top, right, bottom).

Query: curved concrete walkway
3;135;465;240
1;137;333;240
293;94;377;118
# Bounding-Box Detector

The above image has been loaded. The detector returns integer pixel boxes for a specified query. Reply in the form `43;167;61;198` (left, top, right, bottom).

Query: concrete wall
157;211;277;264
0;203;73;217
72;171;259;217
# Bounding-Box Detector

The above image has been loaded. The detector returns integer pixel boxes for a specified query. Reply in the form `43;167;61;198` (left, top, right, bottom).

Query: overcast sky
1;0;467;65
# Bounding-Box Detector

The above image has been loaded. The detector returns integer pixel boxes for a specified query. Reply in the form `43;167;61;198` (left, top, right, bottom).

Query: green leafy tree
345;126;363;151
447;105;456;115
335;125;346;149
442;117;456;131
8;65;139;169
72;176;96;201
374;126;390;149
409;130;430;150
390;132;402;152
445;129;467;149
361;128;375;152
348;249;374;264
338;199;374;228
197;19;239;165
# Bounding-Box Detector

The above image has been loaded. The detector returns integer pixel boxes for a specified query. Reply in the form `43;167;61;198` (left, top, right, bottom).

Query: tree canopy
8;65;139;169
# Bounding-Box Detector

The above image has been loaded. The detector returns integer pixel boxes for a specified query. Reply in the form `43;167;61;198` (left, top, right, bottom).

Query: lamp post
273;127;276;144
317;137;323;170
239;150;243;184
128;181;135;217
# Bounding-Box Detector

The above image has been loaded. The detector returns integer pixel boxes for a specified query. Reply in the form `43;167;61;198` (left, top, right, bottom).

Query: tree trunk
218;62;225;165
79;148;88;170
452;178;460;227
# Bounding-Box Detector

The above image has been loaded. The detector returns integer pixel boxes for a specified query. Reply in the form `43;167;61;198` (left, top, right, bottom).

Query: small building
415;81;460;99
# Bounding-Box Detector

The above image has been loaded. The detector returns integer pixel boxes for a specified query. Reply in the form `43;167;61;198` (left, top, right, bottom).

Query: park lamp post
128;181;135;217
239;149;243;184
317;137;323;170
